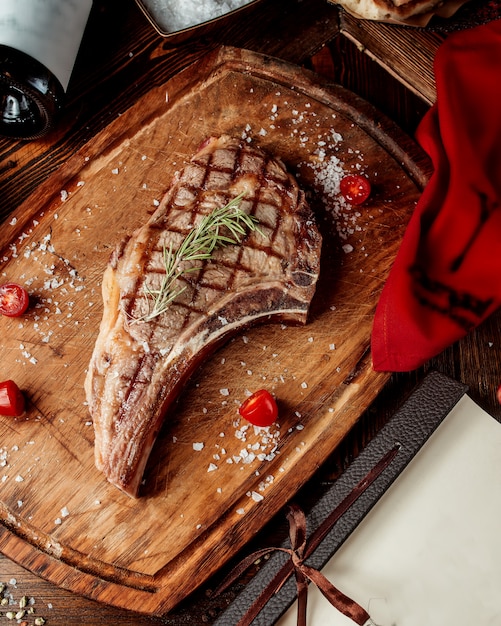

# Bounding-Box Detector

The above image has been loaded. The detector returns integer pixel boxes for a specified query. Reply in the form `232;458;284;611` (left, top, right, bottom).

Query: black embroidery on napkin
451;190;501;272
410;264;493;330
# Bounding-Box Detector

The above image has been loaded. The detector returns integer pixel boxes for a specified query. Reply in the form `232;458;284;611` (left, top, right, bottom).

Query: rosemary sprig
138;193;259;322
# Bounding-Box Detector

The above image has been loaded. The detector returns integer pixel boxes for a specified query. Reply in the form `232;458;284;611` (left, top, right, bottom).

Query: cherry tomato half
0;380;26;417
0;282;29;317
238;389;278;427
339;174;371;205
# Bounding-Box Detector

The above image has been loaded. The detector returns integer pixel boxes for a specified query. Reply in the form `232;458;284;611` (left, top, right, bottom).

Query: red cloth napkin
371;18;501;372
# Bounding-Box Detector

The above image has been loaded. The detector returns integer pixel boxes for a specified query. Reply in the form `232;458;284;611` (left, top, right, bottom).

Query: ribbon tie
215;446;399;625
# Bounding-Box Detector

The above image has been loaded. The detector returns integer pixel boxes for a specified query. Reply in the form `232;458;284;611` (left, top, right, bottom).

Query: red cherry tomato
0;283;29;317
340;174;371;205
0;380;26;417
238;389;278;427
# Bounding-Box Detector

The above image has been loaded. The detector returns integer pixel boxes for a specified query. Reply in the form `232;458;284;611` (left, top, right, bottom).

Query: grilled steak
85;135;322;497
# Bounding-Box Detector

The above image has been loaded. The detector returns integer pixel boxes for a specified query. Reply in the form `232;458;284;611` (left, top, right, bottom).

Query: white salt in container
135;0;262;38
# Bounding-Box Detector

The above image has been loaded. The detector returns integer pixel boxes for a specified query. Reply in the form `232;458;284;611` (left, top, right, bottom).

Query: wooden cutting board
0;46;430;615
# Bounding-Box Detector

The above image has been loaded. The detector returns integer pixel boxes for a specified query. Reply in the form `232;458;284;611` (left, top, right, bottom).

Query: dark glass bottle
0;1;92;140
0;44;64;139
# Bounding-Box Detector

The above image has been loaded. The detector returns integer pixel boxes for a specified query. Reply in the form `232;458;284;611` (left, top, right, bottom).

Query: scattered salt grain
193;442;204;451
249;491;264;502
0;448;8;464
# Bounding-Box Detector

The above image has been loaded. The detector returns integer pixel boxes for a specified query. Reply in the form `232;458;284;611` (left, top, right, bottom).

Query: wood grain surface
338;12;444;105
0;45;430;615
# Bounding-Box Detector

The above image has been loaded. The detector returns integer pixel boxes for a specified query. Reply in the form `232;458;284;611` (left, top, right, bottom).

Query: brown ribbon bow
215;445;399;626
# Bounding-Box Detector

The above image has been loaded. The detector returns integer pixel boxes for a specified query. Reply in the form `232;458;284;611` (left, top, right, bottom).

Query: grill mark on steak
130;148;290;325
85;135;322;497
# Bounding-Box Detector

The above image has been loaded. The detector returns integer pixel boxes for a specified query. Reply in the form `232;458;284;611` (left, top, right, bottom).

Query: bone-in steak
85;135;322;497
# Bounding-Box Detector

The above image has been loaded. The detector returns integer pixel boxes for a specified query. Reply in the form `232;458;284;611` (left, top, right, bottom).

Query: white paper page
277;394;501;626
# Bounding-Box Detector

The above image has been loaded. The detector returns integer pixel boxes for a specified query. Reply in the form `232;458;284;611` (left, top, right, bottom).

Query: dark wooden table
1;0;500;624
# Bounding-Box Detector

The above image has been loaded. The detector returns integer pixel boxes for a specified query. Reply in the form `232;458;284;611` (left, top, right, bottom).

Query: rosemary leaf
137;192;259;322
